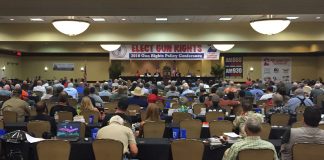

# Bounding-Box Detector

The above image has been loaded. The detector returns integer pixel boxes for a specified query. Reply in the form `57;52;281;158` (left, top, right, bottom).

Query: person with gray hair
33;80;46;94
181;83;194;96
223;117;278;160
310;83;324;104
63;82;78;99
284;88;314;114
0;84;12;97
41;86;53;100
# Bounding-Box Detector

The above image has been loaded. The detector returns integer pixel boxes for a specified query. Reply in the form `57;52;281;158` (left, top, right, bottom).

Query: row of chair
37;138;324;160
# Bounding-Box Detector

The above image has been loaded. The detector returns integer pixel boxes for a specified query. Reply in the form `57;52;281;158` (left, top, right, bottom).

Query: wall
224;56;322;82
0;54;22;79
20;56;109;81
1;54;323;82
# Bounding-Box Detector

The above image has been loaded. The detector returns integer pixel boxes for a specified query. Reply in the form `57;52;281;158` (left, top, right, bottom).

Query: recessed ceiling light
156;17;168;21
185;18;190;21
316;16;321;19
121;18;126;21
219;17;232;21
30;18;44;21
92;17;105;22
9;18;15;21
286;16;299;20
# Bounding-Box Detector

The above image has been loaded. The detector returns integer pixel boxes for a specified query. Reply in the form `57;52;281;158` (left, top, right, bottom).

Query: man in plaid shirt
223;117;278;160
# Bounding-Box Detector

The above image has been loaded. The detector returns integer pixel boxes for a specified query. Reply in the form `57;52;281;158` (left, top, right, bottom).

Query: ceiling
0;15;324;23
0;0;324;53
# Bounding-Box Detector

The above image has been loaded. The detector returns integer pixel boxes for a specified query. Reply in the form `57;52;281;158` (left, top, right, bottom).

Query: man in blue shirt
181;83;195;96
63;83;78;99
249;84;264;101
99;84;112;97
284;88;314;114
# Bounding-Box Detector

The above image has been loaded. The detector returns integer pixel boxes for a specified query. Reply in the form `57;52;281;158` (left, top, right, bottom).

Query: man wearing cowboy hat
128;87;148;108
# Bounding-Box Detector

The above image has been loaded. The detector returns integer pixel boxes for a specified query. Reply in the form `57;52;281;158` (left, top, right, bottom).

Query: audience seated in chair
97;115;138;157
281;107;324;160
222;117;278;160
233;102;263;136
128;87;148;108
138;103;162;137
49;92;77;117
29;101;56;136
2;89;30;122
102;97;132;127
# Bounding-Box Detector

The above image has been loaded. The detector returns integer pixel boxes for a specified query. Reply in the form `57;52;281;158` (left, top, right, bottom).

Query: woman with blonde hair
137;103;162;137
80;96;99;113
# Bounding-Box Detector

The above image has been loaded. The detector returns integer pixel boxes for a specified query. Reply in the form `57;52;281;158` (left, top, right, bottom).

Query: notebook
56;122;81;142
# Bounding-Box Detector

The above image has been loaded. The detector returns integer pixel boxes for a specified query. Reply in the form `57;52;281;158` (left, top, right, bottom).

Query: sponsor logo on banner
224;56;243;78
262;57;291;82
110;44;220;60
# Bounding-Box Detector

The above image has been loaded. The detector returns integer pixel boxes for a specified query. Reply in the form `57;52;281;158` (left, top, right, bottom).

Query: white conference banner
262;57;292;82
110;44;220;60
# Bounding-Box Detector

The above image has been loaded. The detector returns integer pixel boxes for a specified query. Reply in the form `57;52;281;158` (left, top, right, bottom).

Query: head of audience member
54;86;64;96
12;89;22;97
272;93;283;106
170;85;177;92
117;97;129;112
145;103;161;122
182;83;189;90
314;83;321;89
229;81;235;86
242;102;253;112
227;92;235;100
58;92;69;105
35;101;47;114
89;87;96;94
303;107;321;127
83;87;90;96
294;88;304;96
3;85;10;91
144;83;150;89
45;86;53;95
14;84;21;90
37;80;42;86
102;84;109;91
252;84;260;89
67;83;74;88
138;83;144;89
210;87;216;94
151;88;158;96
109;115;124;125
131;87;144;97
244;117;262;136
216;91;225;98
80;96;94;111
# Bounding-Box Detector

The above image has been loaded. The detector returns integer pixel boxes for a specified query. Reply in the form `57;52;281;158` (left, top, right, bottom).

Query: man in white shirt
33;80;46;94
259;86;274;101
63;83;78;99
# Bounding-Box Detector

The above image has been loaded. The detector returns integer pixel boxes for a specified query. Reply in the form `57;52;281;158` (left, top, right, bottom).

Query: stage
119;76;218;83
